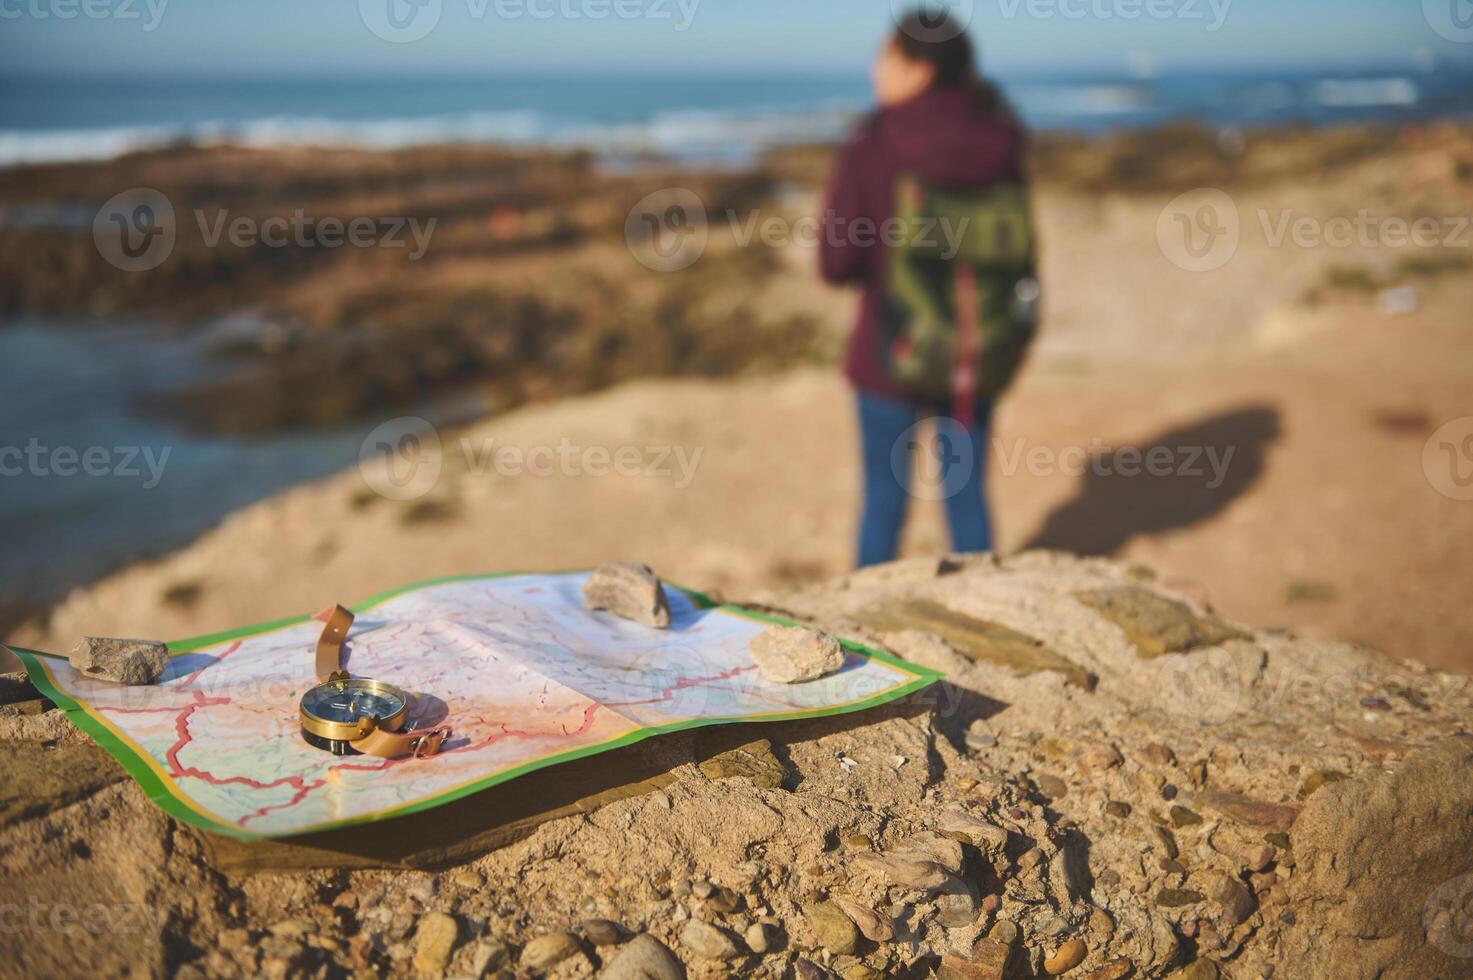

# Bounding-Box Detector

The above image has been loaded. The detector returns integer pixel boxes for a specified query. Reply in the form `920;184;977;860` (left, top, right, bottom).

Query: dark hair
893;8;1009;117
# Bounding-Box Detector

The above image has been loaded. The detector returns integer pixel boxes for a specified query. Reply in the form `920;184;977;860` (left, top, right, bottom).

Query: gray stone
599;934;686;980
583;562;671;629
748;625;844;684
68;637;169;686
677;920;742;961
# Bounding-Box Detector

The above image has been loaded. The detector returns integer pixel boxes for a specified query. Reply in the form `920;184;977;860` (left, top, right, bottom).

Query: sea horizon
3;63;1472;169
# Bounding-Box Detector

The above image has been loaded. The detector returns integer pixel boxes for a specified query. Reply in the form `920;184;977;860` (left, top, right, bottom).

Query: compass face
301;680;407;724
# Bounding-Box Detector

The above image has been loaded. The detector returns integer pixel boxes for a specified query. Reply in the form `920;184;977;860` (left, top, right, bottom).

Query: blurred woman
820;9;1029;567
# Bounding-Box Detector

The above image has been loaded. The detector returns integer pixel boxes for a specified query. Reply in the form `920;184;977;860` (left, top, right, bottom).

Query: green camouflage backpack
880;175;1039;420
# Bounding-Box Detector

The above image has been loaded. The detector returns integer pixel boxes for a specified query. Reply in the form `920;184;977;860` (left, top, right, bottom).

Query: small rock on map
68;637;168;686
583;562;672;629
748;625;844;684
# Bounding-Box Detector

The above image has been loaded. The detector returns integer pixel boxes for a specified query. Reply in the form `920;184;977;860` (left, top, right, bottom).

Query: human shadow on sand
1024;405;1281;556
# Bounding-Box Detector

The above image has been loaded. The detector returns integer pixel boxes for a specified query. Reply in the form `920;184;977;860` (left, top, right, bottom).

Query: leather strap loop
352;726;451;759
314;605;355;682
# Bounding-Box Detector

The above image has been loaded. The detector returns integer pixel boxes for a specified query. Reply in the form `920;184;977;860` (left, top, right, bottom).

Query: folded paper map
14;572;938;839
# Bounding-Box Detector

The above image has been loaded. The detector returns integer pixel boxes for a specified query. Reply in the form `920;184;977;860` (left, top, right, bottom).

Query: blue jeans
856;392;993;568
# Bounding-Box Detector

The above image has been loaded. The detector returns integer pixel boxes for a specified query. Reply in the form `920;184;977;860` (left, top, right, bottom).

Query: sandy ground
11;124;1473;673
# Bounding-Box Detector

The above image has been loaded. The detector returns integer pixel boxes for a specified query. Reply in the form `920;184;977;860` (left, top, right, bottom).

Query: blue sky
0;0;1466;76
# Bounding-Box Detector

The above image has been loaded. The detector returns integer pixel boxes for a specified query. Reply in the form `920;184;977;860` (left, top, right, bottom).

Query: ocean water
2;67;1471;168
0;320;482;609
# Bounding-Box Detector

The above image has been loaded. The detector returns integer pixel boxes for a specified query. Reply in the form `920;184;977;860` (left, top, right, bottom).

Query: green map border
9;571;941;840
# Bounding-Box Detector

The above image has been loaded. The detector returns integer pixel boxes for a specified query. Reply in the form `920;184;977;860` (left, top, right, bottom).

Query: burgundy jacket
819;84;1025;399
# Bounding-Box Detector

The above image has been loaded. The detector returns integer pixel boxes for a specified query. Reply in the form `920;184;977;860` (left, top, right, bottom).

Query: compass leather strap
314;604;355;682
352;725;450;759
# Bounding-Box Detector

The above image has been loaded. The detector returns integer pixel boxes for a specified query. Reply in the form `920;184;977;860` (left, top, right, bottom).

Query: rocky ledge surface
4;552;1471;979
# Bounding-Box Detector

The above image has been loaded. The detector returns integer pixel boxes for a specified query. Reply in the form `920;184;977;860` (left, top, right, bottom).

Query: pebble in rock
853;852;951;890
703;885;743;914
68;637;169;686
519;931;582;972
793;959;827;980
806;902;860;955
1156;889;1207;908
831;898;893;942
1104;801;1132;819
744;922;781;954
582;562;671;629
748;625;844;684
1080;743;1123;770
1034;773;1069;800
1142;743;1177;767
1210;875;1257;926
1246;844;1276;872
1166;960;1221;980
581;919;628;946
411;912;459;976
600;934;686;980
937;809;1011;851
466;940;510;976
896;832;965;874
939;939;1012;980
1170;805;1204;828
1082;959;1133;980
677;920;742;961
934;877;981;928
988;920;1019;946
1043;938;1087;975
1150;826;1180;861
